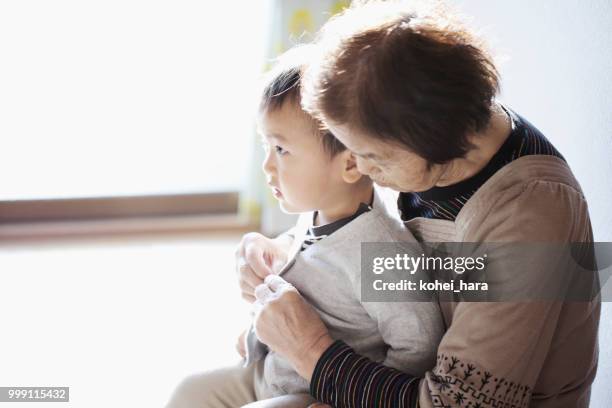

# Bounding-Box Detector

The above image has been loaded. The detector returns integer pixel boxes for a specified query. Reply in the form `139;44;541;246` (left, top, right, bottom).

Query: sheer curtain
240;0;350;235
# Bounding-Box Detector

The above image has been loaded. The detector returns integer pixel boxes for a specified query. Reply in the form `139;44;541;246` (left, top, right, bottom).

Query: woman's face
327;122;447;193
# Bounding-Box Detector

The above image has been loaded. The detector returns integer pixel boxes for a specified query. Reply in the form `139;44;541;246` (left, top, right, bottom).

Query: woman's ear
339;150;363;184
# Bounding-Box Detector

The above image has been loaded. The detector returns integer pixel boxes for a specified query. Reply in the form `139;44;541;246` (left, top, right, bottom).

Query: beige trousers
165;360;316;408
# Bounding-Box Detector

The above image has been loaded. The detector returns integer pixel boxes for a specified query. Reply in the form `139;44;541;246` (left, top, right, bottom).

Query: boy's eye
274;145;288;156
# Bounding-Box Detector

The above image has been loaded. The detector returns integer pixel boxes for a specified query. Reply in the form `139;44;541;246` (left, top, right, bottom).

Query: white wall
454;0;612;405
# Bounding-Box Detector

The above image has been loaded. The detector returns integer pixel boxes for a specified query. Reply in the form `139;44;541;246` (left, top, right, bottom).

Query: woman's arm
252;278;423;407
311;341;422;406
255;180;598;408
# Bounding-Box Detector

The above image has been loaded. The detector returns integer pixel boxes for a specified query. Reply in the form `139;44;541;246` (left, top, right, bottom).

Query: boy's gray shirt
245;187;444;398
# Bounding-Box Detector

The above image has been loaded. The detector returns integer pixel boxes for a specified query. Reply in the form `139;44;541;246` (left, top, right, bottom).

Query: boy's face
259;102;343;214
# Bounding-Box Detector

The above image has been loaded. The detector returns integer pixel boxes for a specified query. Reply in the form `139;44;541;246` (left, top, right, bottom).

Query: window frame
0;192;256;241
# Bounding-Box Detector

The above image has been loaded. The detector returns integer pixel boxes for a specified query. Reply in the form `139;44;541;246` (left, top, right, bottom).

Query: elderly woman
171;2;599;407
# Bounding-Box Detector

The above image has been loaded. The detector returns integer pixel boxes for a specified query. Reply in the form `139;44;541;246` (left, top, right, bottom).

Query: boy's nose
262;150;276;176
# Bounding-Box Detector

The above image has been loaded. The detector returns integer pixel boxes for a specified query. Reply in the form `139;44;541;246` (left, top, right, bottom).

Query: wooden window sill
0;214;257;244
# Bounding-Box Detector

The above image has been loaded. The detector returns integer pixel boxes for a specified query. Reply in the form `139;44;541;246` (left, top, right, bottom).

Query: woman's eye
275;145;288;156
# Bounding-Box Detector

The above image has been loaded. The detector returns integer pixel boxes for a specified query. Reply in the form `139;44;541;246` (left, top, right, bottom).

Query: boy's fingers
239;278;255;295
239;266;263;291
270;257;286;274
245;246;271;280
241;291;256;303
264;274;293;293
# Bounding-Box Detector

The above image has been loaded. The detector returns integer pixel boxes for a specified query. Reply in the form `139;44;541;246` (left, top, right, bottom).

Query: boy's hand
236;329;247;358
235;232;292;302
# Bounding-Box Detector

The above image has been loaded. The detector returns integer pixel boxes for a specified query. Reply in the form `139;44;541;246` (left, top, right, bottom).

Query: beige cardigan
411;155;600;408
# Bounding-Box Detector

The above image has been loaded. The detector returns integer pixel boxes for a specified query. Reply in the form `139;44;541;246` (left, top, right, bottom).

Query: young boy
167;46;444;408
247;42;446;406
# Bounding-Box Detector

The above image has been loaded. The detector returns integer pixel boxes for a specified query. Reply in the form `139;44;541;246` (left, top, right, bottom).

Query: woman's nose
356;157;376;176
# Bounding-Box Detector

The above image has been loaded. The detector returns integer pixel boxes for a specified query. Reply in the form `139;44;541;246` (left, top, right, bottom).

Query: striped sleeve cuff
310;340;420;407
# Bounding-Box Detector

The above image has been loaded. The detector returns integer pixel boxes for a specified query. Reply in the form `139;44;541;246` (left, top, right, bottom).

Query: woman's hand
253;275;334;381
235;232;292;302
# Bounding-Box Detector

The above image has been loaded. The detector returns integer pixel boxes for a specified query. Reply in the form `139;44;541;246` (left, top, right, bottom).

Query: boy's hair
259;46;346;157
302;1;500;164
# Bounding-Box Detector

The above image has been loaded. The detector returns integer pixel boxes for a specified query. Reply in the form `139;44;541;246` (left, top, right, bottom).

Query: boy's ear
339;150;363;184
